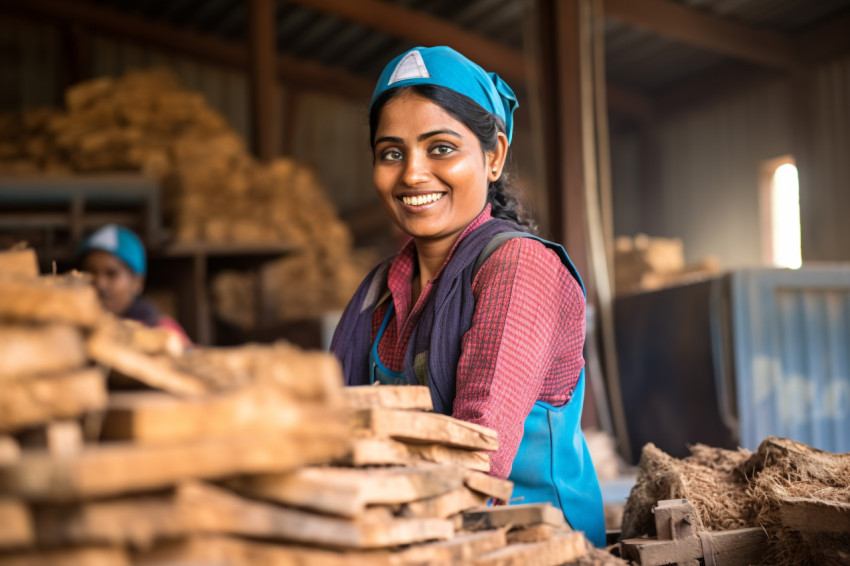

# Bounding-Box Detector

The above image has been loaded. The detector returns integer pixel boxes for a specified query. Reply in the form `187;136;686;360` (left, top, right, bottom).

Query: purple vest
330;217;520;414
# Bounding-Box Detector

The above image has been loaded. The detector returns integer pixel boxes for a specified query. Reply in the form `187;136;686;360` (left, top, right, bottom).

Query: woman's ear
133;275;145;297
487;132;509;182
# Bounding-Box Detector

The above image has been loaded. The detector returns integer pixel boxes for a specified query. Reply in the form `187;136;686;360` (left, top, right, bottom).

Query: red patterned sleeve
453;237;586;479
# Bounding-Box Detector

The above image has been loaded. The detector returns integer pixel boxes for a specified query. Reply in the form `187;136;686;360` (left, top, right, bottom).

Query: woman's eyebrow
374;135;404;145
418;129;461;141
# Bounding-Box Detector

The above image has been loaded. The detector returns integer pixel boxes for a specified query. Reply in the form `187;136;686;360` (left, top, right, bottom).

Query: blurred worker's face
81;251;144;316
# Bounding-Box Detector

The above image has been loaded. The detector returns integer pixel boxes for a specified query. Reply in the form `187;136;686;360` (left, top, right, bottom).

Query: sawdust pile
622;437;850;566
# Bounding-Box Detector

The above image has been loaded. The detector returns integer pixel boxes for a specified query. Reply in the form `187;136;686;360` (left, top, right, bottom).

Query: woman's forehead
376;91;469;138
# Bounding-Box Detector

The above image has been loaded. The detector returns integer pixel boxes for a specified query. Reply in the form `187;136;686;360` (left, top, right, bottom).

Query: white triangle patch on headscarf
88;224;119;251
388;50;429;85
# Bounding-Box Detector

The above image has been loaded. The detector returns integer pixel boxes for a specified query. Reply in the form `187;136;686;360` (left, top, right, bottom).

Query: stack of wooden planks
0;69;372;322
613;234;719;295
1;247;595;565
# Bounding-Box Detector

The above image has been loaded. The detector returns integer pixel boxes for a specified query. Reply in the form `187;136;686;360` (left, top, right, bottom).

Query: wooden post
247;0;278;161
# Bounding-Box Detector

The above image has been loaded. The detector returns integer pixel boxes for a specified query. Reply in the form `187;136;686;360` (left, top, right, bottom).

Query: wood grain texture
0;275;102;327
353;408;498;451
349;437;490;472
462;504;567;531
474;531;587;565
0;324;86;381
343;385;433;411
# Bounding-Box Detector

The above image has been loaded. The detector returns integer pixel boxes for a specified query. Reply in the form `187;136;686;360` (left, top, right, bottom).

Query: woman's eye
381;149;403;161
431;145;454;156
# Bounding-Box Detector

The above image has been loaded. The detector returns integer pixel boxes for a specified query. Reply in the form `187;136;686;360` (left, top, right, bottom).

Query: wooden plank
0;499;33;549
400;486;489;519
464;470;513;502
0;369;107;433
474;531;587;565
86;324;207;396
0;246;38;279
102;387;332;444
396;529;508;565
178;480;453;549
0;274;102;327
349;437;490;472
0;324;86;381
225;464;463;518
505;524;558;544
603;0;799;70
620;527;768;566
343;385;433;411
1;0;373;100
0;430;349;501
779;497;850;535
133;535;395;566
0;546;130;566
353;409;498;451
462;503;566;531
247;0;277;161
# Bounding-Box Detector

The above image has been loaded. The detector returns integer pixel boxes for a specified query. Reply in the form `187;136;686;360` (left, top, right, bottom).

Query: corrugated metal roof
61;0;850;95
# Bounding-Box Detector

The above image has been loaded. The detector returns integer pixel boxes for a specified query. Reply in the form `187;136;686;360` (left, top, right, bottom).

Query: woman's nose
401;151;430;186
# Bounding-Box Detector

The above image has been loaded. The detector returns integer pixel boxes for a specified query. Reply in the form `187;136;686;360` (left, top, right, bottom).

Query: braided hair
369;84;537;233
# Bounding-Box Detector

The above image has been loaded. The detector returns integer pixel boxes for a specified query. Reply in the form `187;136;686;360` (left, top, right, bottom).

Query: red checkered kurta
372;206;586;479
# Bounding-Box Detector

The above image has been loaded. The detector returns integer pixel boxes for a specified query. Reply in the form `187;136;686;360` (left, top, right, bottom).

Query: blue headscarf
78;224;147;276
370;46;519;144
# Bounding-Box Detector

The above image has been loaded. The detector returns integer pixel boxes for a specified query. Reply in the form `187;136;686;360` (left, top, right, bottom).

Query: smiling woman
330;46;605;547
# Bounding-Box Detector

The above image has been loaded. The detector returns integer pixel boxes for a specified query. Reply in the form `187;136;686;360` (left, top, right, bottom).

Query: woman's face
81;250;143;316
372;91;506;244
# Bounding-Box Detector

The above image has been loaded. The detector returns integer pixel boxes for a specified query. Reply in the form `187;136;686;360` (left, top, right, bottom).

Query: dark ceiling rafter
0;0;374;99
602;0;801;71
795;9;850;64
280;0;652;121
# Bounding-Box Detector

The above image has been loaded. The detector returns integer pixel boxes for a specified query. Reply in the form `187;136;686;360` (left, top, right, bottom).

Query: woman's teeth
402;193;444;206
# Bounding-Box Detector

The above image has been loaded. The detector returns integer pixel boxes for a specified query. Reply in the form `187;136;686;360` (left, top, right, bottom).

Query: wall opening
761;156;802;269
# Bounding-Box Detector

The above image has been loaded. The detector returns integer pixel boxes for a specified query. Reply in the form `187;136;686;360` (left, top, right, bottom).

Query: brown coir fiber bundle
622;438;850;566
741;436;850;566
621;442;754;539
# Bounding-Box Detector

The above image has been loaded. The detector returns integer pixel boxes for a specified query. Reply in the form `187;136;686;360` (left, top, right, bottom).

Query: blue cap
78;224;147;276
370;46;519;144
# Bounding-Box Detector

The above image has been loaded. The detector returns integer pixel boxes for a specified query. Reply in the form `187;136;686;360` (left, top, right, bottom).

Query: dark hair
369;84;537;233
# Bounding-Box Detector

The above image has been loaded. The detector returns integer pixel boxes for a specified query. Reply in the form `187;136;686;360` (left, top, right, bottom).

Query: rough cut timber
0;430;349;501
343;385;433;411
132;535;395;566
400;486;489;519
225;464;464;518
779;496;850;535
0;545;130;566
102;387;336;444
464;470;514;501
0;274;103;327
349;437;490;472
505;524;558;544
0;435;21;464
0;324;86;381
28;480;454;550
396;529;508;565
86;323;207;396
0;368;107;433
0;246;39;279
0;499;33;549
17;420;87;457
462;503;567;531
353;408;499;451
620;526;768;566
474;531;587;566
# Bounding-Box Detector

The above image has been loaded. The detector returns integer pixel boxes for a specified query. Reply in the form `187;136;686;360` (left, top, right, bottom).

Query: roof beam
283;0;652;121
283;0;526;81
0;0;373;99
603;0;800;71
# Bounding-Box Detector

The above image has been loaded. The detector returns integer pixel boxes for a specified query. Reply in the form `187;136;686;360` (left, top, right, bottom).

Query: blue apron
369;299;606;547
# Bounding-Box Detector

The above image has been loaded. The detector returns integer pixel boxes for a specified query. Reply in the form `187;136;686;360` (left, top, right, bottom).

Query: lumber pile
614;234;720;295
1;247;604;564
0;69;372;322
621;438;850;565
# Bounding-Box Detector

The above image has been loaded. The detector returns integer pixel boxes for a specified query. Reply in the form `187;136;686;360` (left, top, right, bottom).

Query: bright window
770;163;802;269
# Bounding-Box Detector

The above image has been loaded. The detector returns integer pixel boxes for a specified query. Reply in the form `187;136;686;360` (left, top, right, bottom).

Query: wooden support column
531;0;629;459
247;0;278;161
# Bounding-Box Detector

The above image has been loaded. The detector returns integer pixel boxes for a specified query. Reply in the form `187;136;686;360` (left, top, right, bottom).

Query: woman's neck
411;235;456;303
